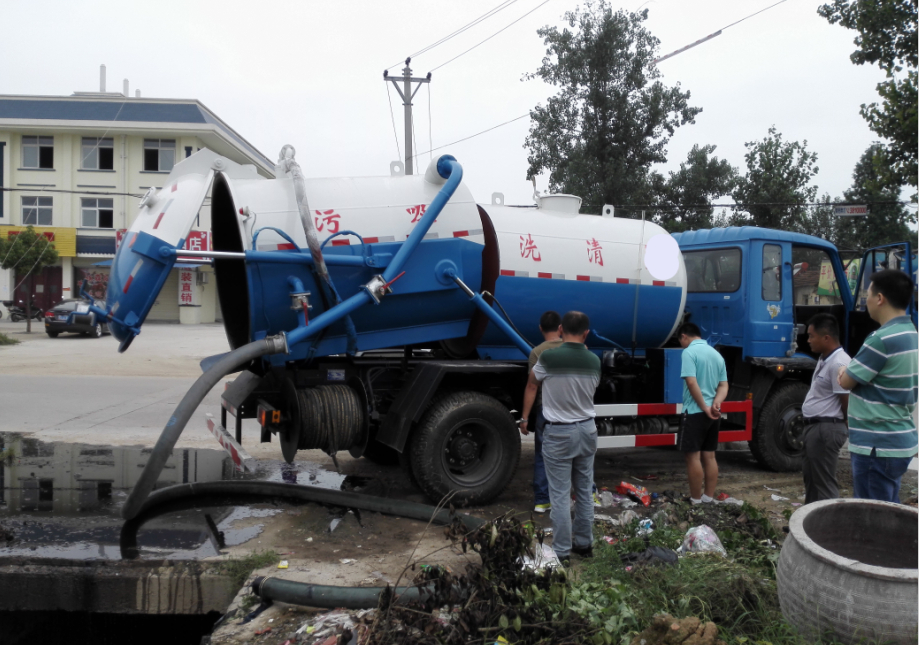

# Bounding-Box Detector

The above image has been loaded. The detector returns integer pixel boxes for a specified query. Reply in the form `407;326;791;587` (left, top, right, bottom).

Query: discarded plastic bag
770;494;789;502
618;509;640;526
679;524;726;556
636;518;654;536
616;481;651;507
521;542;562;570
620;545;678;568
598;490;615;507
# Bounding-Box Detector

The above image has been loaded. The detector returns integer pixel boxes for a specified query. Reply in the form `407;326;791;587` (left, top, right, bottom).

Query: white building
0;75;274;323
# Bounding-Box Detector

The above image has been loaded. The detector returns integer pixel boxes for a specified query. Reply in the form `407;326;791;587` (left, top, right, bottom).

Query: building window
22;136;54;169
81;198;114;228
22;196;52;225
81;137;114;170
144;139;175;172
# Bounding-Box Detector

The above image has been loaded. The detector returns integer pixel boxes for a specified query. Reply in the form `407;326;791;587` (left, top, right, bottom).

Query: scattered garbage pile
628;614;725;645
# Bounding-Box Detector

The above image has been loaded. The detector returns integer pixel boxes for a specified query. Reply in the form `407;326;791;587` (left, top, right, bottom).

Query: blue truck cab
672;227;916;471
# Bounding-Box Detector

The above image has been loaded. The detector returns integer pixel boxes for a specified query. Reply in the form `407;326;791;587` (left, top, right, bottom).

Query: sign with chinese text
183;231;210;262
178;269;200;306
2;225;76;257
833;205;868;217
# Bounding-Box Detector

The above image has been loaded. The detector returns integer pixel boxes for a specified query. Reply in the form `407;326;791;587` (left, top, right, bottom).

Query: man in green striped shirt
838;269;918;503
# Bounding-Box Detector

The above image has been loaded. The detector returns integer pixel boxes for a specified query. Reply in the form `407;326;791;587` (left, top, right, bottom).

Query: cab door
848;241;917;353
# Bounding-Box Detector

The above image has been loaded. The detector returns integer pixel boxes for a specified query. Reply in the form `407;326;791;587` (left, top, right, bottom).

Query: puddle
0;433;370;561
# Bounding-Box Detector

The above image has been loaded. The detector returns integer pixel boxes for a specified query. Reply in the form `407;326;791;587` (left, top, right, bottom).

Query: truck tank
105;149;685;359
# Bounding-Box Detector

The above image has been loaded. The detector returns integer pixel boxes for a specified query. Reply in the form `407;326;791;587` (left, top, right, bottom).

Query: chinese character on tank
314;209;341;234
520;234;541;261
587;238;604;266
407;204;427;223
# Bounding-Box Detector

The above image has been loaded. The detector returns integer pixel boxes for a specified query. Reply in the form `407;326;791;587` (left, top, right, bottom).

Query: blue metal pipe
444;272;530;358
286;289;372;347
382;156;461;283
287;276;308;328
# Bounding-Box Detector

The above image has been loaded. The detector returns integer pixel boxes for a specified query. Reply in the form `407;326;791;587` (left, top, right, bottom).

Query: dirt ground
2;321;916;645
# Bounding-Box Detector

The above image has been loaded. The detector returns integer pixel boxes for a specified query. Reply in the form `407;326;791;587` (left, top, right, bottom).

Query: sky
0;0;897;210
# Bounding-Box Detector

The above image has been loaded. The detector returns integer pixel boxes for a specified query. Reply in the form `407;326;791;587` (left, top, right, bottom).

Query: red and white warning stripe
205;413;256;473
122;259;144;294
594;399;753;449
452;229;484;238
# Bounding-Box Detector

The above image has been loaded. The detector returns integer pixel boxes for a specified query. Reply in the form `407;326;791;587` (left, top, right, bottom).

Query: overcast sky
1;0;894;209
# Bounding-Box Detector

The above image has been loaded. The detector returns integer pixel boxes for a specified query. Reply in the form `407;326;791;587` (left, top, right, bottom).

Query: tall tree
732;127;819;231
835;144;915;250
524;2;701;215
0;227;60;333
656;144;738;232
818;0;918;187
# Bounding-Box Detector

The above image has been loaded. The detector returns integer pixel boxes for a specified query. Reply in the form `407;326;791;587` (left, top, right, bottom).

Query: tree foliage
0;226;60;332
655;144;738;232
524;1;701;214
732;127;819;230
818;0;918;187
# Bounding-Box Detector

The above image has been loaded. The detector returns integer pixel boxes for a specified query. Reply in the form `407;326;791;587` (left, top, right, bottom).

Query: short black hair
869;269;914;310
807;313;839;340
539;310;561;332
561;311;590;335
678;322;702;339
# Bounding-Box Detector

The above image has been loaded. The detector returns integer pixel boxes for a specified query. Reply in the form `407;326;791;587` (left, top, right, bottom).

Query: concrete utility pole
383;58;430;175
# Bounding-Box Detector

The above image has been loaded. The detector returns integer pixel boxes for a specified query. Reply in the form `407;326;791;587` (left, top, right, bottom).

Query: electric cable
1;187;144;198
386;0;520;69
429;0;551;72
413;113;529;159
427;84;433;165
484;291;533;349
385;82;401;161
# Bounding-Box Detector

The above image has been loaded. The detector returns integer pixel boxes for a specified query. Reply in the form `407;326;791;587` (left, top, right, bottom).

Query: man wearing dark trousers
677;322;728;504
801;313;850;504
520;311;601;562
518;311;563;513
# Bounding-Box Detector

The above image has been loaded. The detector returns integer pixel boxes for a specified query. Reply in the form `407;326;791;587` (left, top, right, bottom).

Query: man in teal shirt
678;322;729;504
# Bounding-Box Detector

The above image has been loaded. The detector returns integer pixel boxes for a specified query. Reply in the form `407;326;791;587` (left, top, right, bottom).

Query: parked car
44;299;109;338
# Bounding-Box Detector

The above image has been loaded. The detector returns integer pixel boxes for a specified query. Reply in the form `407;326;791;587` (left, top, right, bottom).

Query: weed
0;332;19;346
218;550;279;589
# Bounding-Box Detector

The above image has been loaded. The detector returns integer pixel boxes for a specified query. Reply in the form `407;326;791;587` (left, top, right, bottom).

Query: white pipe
121;135;127;229
100;64;106;92
123;79;129;97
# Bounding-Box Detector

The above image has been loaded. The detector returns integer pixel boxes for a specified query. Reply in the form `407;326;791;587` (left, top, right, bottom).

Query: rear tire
10;313;23;322
750;381;809;472
92;323;103;338
47;332;59;338
409;391;520;506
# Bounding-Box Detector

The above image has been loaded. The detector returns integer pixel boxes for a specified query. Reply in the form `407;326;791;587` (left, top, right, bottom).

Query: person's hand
711;402;722;419
704;405;720;421
518;419;529;436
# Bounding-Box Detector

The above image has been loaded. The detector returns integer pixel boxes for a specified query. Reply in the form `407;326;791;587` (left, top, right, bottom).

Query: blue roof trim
672;226;837;251
0;99;207;124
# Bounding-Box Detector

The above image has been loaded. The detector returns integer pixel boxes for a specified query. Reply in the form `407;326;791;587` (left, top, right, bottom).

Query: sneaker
571;544;594;558
534;503;551;514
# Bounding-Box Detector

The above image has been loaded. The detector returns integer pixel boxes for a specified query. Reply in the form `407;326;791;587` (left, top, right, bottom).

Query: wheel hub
779;407;805;452
446;431;480;467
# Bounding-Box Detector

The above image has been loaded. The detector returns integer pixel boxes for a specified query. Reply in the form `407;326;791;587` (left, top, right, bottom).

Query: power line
430;0;551;72
1;187;144;198
384;82;401;160
387;0;520;69
412;113;530;159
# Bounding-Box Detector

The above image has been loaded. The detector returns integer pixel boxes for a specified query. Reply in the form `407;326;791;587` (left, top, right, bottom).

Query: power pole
383;58;430;175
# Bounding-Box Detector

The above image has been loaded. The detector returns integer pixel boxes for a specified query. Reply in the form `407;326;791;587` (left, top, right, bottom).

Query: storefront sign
2;225;76;257
179;269;200;306
184;231;210;262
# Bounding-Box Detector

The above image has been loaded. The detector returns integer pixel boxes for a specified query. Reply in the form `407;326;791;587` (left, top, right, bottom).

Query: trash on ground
593;513;617;524
339;558;356;564
636;518;654;536
618;509;640;526
294;608;372;643
628;613;725;645
717;496;744;506
620;545;679;568
598;490;615;507
521;542;563;570
678;524;727;557
254;627;271;635
791;502;802;507
603;536;619;545
277;560;289;569
635;473;659;481
617;481;651;507
763;485;782;492
770;494;789;501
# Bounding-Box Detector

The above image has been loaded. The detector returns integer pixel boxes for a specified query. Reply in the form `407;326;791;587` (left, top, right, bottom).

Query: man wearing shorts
677;322;728;504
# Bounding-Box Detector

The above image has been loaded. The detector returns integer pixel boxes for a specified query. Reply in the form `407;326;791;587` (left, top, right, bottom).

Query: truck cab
673;227;916;472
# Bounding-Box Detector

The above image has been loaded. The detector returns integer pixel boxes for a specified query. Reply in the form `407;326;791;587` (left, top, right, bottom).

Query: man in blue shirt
678;322;729;504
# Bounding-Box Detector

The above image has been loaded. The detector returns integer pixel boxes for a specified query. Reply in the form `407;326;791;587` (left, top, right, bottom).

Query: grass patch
218;550;279;588
0;332;19;346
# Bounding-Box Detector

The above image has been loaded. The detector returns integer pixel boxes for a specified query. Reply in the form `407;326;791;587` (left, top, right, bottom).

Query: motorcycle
2;300;43;322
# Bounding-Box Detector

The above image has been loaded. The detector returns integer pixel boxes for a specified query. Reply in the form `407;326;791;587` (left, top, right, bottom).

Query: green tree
732;127;819;231
835;144;915;250
656;144;738;232
818;0;918;187
524;1;701;215
0;226;60;333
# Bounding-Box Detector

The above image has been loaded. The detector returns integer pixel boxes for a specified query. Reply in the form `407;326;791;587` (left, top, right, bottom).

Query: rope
296;385;364;454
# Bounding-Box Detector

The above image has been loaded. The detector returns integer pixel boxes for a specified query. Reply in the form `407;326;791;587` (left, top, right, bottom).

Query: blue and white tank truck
90;148;911;518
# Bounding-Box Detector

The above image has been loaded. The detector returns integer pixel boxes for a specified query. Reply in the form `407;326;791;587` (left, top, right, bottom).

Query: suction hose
120;480;486;608
121;335;289;520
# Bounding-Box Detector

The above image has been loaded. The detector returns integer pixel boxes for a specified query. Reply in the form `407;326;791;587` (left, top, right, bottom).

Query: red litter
255;628;272;636
616;481;651;507
716;492;730;501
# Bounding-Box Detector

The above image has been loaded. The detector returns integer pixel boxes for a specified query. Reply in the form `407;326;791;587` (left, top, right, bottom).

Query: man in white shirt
801;313;851;504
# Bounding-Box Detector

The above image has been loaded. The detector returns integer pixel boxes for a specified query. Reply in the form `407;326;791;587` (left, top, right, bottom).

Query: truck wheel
750;381;809;472
409;391;520;506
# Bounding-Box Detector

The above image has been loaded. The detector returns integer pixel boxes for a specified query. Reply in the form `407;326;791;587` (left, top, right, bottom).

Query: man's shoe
534;503;551;514
571;544;594;558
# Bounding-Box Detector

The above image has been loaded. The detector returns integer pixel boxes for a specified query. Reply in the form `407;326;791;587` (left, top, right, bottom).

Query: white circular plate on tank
644;234;679;280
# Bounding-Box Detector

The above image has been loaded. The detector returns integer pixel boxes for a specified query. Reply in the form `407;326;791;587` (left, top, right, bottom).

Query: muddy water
0;433;351;560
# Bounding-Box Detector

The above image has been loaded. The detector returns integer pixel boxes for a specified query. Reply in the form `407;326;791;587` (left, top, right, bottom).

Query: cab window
762;244;782;301
683;248;741;293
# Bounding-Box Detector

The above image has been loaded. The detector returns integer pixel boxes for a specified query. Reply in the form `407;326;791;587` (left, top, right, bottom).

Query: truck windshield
683;248;741;292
